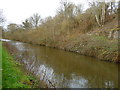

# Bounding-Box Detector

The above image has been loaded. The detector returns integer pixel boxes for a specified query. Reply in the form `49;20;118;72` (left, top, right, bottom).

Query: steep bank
4;18;119;63
4;34;118;63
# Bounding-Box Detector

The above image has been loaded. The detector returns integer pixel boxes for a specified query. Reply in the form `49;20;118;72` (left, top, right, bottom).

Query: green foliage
0;42;2;89
2;47;39;88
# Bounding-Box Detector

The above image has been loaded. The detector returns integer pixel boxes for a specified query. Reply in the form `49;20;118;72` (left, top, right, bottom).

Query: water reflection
3;40;118;88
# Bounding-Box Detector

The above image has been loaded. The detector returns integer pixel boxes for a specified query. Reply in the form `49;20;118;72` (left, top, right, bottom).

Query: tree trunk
95;14;101;27
101;2;106;26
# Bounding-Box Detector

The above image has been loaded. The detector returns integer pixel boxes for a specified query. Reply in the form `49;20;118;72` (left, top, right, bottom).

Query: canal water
2;39;118;88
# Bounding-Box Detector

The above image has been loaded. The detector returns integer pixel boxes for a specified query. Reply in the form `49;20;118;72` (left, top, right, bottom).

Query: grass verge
2;45;39;88
0;41;2;89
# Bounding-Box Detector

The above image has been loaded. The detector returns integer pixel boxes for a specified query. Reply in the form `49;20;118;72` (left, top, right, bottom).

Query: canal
2;39;118;88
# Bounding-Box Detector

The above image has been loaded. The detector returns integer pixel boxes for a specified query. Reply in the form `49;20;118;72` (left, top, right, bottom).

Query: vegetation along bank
2;45;41;88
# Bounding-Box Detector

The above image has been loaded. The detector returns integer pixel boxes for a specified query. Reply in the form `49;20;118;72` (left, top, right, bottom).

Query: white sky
0;0;88;25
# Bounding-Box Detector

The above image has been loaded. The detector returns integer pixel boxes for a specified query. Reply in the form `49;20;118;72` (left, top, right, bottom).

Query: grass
2;43;39;88
110;28;120;31
0;41;2;89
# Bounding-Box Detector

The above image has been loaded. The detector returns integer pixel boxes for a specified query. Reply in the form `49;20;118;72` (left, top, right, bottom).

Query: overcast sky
0;0;89;25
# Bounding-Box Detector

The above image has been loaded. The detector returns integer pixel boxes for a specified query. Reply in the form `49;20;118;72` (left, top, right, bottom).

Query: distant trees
22;13;41;30
22;19;32;30
58;1;82;20
0;26;3;37
5;0;119;36
0;10;5;37
0;9;5;24
6;13;41;32
29;13;41;28
59;1;75;18
7;23;19;32
57;1;83;34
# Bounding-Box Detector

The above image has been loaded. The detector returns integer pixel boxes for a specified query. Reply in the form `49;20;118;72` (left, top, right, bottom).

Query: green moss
110;28;120;31
2;45;39;88
93;35;108;41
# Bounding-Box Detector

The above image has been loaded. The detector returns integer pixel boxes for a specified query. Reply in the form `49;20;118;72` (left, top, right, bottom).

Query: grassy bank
2;45;40;88
0;41;2;89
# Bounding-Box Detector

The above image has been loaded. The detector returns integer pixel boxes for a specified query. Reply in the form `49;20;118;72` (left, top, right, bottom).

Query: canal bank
2;45;41;88
4;33;119;63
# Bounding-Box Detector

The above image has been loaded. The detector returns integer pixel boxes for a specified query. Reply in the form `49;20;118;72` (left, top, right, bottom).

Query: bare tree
58;1;79;35
118;0;120;28
74;4;83;16
29;13;41;28
22;19;33;30
89;1;108;27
